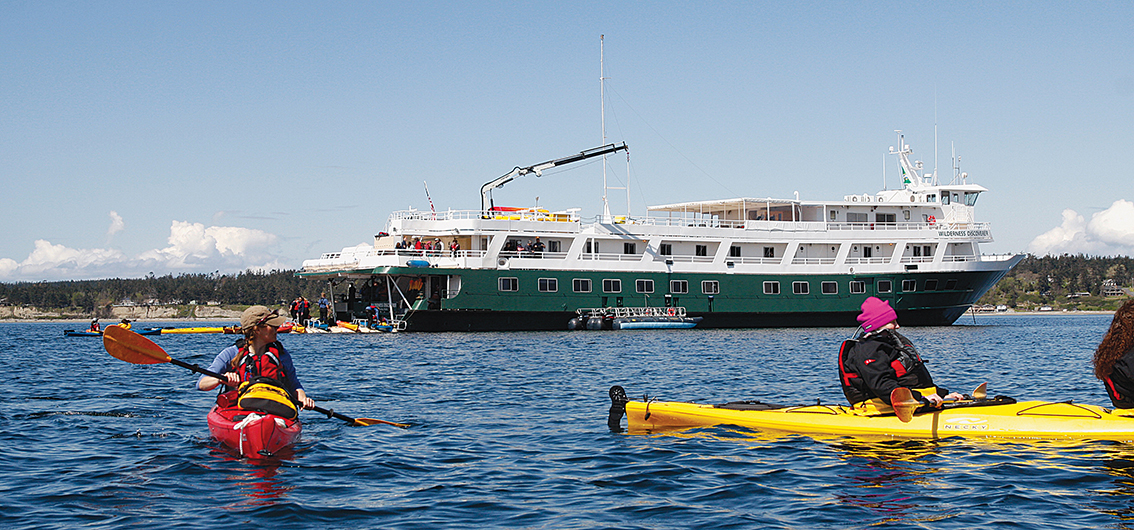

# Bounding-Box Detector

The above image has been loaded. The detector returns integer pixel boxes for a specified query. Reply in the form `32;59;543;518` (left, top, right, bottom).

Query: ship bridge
647;197;803;225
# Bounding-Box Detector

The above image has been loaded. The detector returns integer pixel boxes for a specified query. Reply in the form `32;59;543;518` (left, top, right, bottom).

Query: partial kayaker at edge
1094;300;1134;409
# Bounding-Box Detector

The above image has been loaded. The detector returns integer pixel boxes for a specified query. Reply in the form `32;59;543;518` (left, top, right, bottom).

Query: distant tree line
978;254;1134;310
0;270;325;312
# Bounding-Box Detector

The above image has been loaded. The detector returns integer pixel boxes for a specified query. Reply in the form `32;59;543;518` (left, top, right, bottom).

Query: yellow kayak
608;385;1134;442
159;326;240;334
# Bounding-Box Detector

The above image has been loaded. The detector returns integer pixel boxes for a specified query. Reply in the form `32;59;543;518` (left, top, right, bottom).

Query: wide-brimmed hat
241;305;287;330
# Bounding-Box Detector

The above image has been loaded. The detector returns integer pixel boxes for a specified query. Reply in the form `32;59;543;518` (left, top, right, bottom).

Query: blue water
3;315;1133;529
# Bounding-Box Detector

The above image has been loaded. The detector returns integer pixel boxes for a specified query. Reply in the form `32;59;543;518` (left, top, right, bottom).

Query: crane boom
480;142;629;213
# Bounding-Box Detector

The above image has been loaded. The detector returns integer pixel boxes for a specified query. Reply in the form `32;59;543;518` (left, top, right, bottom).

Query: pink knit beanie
857;297;897;332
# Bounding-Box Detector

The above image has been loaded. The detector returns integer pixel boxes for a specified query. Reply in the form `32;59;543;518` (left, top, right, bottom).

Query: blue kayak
64;327;160;337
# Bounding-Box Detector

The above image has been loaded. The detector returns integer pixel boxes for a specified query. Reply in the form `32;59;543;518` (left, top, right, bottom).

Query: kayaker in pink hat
837;297;963;413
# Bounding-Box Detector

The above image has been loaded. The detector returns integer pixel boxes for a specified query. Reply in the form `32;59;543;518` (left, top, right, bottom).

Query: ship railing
826;221;992;232
580;252;646;262
720;256;782;265
980;253;1022;262
843;257;891;265
390;209;581;223
790;257;838;265
655;255;716;264
498;251;568;260
899;256;935;264
576;306;687;318
942;255;979;263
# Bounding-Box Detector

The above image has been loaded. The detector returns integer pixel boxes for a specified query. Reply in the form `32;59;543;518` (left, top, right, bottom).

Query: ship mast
600;35;610;222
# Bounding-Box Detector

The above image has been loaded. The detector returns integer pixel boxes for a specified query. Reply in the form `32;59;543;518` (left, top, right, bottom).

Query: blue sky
2;1;1132;281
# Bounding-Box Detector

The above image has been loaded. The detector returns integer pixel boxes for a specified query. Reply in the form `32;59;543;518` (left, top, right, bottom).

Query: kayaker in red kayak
839;297;962;413
1093;299;1134;408
196;305;315;411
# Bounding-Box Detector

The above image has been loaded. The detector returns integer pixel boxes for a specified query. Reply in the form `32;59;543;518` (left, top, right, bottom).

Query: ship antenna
600;35;610;223
933;91;939;186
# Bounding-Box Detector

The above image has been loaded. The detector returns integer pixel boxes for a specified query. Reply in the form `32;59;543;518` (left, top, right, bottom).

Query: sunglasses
255;309;281;327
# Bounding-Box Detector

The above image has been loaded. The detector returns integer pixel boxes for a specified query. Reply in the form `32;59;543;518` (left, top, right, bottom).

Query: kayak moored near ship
607;386;1134;442
155;325;241;334
298;135;1022;331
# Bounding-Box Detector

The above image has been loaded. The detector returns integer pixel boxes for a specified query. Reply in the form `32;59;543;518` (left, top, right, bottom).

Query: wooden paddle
891;383;989;423
102;325;409;428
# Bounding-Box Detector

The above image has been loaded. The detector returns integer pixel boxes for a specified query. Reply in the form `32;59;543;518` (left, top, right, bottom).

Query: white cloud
0;221;283;281
1028;200;1134;256
107;211;125;236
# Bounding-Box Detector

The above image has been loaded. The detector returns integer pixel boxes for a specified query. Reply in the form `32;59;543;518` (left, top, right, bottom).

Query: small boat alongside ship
568;306;702;330
298;133;1022;332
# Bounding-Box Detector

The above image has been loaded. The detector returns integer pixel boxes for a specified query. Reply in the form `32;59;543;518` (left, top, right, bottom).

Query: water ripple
2;317;1133;529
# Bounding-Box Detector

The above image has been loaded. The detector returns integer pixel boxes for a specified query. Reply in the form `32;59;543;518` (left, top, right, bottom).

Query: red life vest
236;341;288;389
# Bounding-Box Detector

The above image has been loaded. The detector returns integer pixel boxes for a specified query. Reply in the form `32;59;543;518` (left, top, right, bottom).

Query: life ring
666;307;676;316
927;215;936;224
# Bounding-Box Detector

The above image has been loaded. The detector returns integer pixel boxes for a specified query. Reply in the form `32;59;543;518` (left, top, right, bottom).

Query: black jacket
1103;347;1134;408
839;329;947;405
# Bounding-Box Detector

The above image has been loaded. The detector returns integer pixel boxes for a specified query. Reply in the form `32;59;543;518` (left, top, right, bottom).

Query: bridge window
660;243;672;256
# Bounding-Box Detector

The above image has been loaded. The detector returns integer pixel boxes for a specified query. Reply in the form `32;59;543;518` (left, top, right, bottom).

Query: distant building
1103;279;1125;297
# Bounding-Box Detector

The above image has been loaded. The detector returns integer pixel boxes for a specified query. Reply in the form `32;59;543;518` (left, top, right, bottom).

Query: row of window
500;278;719;294
499;277;959;295
657;244;777;258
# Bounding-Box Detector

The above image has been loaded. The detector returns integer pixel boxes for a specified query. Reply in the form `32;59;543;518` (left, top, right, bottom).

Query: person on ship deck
838;297;962;414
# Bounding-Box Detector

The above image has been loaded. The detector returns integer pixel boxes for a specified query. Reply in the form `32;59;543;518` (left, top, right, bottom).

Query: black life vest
839;330;926;404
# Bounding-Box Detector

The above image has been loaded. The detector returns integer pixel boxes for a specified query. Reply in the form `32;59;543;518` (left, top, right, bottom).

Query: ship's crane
480;142;629;214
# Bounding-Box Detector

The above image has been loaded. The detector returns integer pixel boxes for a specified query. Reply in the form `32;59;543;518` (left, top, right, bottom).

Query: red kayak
206;403;302;458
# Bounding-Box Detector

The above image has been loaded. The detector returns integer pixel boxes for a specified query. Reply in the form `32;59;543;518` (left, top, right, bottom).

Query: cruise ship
298;136;1023;331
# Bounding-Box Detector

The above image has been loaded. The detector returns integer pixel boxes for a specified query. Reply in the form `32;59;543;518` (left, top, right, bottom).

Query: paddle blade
103;325;171;365
972;382;988;400
353;417;410;428
890;387;917;423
